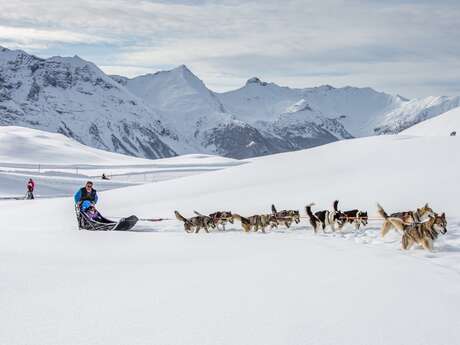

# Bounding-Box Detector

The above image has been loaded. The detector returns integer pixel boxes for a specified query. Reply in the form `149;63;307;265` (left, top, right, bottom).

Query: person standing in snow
26;178;35;199
74;181;98;209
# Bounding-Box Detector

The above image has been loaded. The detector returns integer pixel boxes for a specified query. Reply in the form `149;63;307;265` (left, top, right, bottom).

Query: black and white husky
305;200;345;233
333;200;368;230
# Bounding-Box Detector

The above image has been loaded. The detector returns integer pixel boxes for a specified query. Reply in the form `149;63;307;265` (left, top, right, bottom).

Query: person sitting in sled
26;178;35;199
74;181;98;209
80;200;104;222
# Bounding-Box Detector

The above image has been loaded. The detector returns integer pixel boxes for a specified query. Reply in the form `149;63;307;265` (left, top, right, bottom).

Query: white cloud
0;0;459;97
0;25;112;45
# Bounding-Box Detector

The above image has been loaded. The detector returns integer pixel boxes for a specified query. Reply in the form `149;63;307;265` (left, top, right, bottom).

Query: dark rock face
203;123;289;159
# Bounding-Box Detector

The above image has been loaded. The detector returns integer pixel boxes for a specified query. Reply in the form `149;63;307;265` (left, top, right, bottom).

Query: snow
0;126;244;198
402;105;460;136
1;133;460;345
0;126;154;164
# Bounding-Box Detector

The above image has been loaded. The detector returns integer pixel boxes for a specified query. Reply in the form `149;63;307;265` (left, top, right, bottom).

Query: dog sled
75;205;138;231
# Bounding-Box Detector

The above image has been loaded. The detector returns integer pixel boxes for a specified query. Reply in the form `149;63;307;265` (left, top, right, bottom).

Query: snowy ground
1;133;460;345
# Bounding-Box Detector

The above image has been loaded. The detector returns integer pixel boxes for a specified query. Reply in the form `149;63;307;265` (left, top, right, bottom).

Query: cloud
0;0;459;97
0;25;112;45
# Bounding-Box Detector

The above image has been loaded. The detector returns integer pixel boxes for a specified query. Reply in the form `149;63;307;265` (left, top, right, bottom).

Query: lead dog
379;203;434;238
377;204;447;251
194;211;234;231
305;201;345;233
271;204;300;228
174;211;216;233
333;200;368;230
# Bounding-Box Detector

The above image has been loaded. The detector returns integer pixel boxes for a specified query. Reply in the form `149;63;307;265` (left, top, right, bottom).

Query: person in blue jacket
74;181;98;209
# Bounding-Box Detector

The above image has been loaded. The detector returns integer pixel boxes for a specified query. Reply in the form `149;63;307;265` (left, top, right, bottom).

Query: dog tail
271;204;277;215
193;210;206;217
305;203;315;219
174;210;188;223
376;203;389;219
333;200;339;212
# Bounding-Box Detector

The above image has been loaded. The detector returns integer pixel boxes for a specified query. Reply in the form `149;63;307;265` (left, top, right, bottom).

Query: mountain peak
246;77;268;86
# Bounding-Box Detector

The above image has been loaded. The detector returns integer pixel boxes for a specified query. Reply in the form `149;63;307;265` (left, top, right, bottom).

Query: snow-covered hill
0;126;244;197
1;133;460;345
2;45;460;160
0;126;155;164
401;105;460;136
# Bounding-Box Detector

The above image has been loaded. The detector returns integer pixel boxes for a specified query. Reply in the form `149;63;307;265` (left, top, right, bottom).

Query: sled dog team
175;200;448;251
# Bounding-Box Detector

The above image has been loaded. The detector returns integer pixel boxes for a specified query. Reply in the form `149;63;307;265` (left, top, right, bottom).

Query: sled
75;205;138;231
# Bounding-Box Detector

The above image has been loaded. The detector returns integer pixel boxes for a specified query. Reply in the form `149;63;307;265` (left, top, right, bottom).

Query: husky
194;211;234;231
174;211;216;233
271;204;300;228
377;204;447;251
333;200;368;230
379;203;434;238
233;214;279;233
305;201;344;233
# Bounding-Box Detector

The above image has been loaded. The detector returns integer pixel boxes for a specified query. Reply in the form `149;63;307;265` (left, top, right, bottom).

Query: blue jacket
74;187;98;205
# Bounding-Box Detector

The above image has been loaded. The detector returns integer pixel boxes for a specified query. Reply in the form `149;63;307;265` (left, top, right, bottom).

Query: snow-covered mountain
112;66;289;158
0;46;178;159
1;45;460;160
218;79;460;137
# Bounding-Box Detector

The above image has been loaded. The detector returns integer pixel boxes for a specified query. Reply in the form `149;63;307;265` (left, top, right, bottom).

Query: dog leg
380;221;393;238
421;238;433;251
330;221;336;232
402;236;414;250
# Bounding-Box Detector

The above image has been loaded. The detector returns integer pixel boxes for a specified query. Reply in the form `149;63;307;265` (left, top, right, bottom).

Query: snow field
1;133;460;345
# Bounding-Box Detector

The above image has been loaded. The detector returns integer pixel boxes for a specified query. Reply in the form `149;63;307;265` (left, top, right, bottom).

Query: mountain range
1;45;459;159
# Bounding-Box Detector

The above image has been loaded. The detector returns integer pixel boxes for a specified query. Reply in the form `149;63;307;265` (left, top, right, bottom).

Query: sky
0;0;459;98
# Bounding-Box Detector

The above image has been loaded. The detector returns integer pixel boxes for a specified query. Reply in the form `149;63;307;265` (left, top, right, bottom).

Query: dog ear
425;203;429;208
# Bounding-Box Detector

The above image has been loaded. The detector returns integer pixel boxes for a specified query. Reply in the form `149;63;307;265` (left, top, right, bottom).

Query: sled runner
75;205;138;231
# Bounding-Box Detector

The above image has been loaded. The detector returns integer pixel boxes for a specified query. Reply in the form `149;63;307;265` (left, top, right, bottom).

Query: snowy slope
0;46;178;159
0;126;155;164
399;105;460;136
1;134;460;345
0;126;244;197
